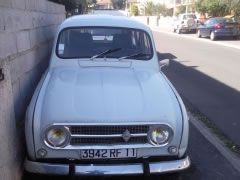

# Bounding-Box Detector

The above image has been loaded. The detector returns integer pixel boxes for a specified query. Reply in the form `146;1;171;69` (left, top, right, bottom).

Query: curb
151;26;240;50
189;112;240;173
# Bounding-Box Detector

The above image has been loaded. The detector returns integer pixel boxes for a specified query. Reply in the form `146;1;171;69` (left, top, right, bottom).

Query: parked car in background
197;17;240;40
24;15;190;176
173;13;198;34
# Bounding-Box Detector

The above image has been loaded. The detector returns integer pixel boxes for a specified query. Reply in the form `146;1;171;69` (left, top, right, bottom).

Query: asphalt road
23;124;240;180
153;30;240;146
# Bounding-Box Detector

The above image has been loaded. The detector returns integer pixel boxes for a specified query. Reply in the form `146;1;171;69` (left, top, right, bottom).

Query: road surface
153;30;240;146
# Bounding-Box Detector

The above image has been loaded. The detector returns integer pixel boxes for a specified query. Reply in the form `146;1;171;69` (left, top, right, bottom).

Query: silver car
24;15;190;176
173;13;198;34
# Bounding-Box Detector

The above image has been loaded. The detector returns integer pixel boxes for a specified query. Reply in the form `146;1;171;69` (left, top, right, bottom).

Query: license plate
226;25;234;28
80;149;137;159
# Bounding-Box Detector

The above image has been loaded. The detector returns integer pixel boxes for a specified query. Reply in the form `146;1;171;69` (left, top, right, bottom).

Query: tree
130;4;139;16
228;0;240;16
195;0;208;14
176;5;186;15
153;4;167;16
111;0;126;9
49;0;96;14
195;0;228;17
144;1;154;16
207;0;228;17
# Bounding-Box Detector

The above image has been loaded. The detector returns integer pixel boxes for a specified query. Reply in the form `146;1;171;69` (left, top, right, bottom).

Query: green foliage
130;4;139;16
144;1;154;16
111;0;126;9
176;5;186;15
230;0;240;16
143;1;170;16
49;0;97;13
195;0;240;16
195;0;208;14
207;0;228;16
153;4;167;16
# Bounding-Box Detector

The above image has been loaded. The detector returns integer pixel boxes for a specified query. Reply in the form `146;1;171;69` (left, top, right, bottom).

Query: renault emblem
122;129;131;142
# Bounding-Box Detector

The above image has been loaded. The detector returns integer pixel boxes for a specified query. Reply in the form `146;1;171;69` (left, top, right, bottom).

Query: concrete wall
0;0;65;179
132;16;173;28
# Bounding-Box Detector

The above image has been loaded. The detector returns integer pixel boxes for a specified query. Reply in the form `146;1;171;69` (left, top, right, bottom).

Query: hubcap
211;32;215;40
198;30;201;37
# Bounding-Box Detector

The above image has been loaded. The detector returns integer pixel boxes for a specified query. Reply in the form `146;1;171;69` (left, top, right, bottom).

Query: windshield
183;14;197;19
56;27;153;60
215;18;235;23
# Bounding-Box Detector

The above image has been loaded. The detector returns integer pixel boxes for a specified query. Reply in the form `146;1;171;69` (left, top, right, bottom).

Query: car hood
38;67;182;129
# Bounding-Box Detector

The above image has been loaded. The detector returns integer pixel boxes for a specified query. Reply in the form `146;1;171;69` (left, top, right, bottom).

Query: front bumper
214;29;239;37
179;25;197;31
24;156;190;176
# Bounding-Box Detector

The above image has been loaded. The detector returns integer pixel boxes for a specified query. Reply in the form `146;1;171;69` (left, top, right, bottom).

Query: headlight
45;126;70;147
148;125;173;145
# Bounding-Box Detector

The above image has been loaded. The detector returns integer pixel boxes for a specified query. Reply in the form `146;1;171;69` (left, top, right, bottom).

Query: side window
138;32;151;54
208;20;215;26
205;20;215;26
205;20;210;25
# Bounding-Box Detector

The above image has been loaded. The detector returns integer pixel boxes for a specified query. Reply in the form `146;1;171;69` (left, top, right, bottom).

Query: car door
205;19;216;36
198;20;209;36
200;19;214;36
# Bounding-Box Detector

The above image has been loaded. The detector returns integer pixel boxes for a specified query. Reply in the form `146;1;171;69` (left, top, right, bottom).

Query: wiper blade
90;48;122;60
118;52;150;60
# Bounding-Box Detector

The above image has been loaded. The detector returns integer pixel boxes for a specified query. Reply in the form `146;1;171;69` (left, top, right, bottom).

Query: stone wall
0;0;65;179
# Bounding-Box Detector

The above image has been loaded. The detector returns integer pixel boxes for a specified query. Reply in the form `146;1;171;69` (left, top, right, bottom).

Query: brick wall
0;0;65;179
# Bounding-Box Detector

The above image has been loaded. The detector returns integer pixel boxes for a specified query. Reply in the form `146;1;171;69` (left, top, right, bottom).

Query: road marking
189;112;240;173
151;27;240;50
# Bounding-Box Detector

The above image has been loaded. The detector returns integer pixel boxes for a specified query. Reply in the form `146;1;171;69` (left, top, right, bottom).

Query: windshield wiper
90;48;122;60
118;52;151;60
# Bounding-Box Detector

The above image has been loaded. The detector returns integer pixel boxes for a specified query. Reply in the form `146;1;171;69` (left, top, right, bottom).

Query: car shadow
157;51;240;147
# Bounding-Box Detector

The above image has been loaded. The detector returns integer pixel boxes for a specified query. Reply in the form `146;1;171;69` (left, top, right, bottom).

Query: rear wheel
234;35;240;40
210;31;216;41
197;30;201;38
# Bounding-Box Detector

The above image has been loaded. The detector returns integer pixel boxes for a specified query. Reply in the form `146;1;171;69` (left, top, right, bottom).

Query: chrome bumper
24;156;190;176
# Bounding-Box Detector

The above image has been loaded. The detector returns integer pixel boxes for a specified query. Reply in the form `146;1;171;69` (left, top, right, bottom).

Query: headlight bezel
147;125;174;146
44;125;71;148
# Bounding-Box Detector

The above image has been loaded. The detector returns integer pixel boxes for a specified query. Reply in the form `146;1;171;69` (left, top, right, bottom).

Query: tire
176;28;181;34
210;31;216;41
234;35;240;40
150;172;181;180
197;30;201;38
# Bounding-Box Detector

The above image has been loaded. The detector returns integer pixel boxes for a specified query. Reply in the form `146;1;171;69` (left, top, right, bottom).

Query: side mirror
159;59;170;69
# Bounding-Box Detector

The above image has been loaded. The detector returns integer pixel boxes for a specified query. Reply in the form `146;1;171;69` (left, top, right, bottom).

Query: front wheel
234;35;240;40
197;30;201;38
210;31;216;41
176;28;181;34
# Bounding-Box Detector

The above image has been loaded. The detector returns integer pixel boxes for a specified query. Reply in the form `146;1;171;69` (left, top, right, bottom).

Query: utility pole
173;0;176;16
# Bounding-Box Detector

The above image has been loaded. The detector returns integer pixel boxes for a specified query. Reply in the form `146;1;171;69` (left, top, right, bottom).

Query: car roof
59;15;151;32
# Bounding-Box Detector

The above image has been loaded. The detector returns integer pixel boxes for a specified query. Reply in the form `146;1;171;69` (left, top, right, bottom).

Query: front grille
69;125;149;146
70;125;149;135
71;137;147;145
